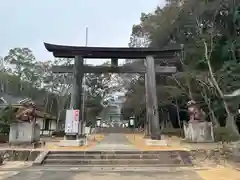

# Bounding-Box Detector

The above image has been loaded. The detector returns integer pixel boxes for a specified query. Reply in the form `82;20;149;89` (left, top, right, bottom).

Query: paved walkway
1;170;203;180
1;165;240;180
90;133;139;151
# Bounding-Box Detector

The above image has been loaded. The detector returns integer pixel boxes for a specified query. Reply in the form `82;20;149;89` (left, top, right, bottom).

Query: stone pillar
145;56;161;140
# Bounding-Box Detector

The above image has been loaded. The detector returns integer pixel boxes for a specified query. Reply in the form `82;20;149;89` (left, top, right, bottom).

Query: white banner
65;109;79;134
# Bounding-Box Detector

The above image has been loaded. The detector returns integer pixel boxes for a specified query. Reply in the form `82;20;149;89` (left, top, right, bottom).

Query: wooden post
74;56;84;137
65;56;84;140
111;58;118;67
144;63;151;137
73;56;84;110
145;56;161;140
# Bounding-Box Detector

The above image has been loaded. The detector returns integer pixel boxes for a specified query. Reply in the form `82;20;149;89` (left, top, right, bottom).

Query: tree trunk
180;44;194;100
56;111;61;132
175;99;181;128
44;94;49;113
201;87;219;127
144;119;149;137
203;40;239;135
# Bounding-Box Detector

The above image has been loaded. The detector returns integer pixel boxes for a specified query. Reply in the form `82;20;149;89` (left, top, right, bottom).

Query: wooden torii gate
44;43;180;140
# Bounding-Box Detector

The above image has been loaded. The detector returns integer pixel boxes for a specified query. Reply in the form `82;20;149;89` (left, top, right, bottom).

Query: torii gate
44;43;180;140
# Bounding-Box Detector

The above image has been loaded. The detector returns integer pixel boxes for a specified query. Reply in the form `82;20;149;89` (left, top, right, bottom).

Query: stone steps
48;150;180;154
42;150;193;167
46;153;179;159
29;165;198;173
44;158;183;165
95;127;139;134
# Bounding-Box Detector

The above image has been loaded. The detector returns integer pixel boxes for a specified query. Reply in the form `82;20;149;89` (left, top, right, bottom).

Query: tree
4;48;39;89
0;106;15;133
124;0;240;136
42;58;73;130
84;66;123;124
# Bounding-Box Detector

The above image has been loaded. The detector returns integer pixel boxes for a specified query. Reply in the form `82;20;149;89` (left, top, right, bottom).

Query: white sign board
65;109;80;134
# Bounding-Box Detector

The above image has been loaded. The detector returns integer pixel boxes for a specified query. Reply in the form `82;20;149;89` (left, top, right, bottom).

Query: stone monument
183;100;214;142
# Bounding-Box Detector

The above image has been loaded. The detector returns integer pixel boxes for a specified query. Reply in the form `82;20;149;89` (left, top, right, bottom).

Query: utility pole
81;27;88;134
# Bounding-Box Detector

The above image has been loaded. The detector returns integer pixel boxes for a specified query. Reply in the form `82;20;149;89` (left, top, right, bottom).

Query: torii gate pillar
145;56;161;139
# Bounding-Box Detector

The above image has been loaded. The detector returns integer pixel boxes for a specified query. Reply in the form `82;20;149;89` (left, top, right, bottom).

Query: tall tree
125;0;240;135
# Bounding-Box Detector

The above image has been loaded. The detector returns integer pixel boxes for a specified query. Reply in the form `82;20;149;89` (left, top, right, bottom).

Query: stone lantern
129;116;135;128
96;117;101;127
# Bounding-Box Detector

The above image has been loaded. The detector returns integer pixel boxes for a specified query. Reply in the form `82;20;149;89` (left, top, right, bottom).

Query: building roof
44;42;182;59
0;93;56;119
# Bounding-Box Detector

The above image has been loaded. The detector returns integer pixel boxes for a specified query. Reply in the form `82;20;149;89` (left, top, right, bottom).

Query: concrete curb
33;151;49;165
23;166;211;172
225;162;240;171
0;171;20;179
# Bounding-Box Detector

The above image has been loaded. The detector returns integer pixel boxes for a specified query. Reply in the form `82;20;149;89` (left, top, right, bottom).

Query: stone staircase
41;150;193;167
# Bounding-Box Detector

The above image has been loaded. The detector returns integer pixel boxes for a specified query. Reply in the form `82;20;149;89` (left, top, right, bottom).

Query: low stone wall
0;150;40;161
189;146;240;167
183;121;214;143
9;122;40;144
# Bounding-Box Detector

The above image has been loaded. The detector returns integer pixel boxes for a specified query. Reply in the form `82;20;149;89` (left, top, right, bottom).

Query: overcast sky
0;0;165;65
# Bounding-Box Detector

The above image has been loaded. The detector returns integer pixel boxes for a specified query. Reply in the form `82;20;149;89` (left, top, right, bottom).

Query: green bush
0;134;8;143
214;127;240;142
0;124;10;134
161;128;184;137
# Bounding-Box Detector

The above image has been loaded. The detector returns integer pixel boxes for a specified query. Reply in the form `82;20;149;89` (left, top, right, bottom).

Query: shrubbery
214;127;240;142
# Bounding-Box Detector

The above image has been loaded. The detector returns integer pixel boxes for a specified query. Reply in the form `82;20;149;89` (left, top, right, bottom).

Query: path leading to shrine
0;170;203;180
90;133;139;151
1;133;240;180
1;166;240;180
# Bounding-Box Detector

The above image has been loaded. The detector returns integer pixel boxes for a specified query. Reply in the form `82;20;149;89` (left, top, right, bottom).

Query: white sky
0;0;166;65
